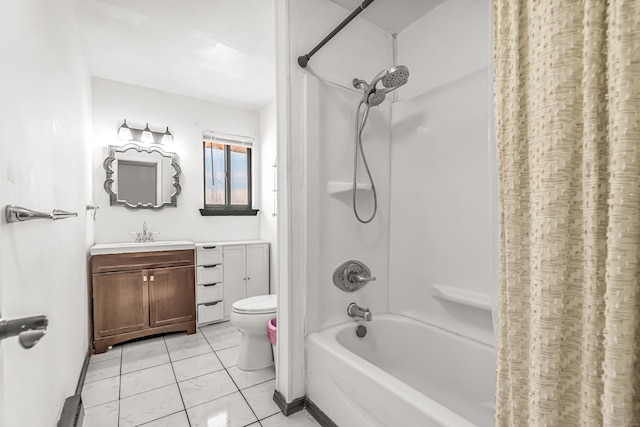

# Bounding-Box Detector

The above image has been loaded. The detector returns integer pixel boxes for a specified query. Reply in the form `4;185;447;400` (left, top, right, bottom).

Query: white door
1;3;93;425
246;244;270;298
223;245;247;316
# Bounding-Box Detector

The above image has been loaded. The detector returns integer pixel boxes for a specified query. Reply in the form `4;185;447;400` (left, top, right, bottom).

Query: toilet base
237;332;274;371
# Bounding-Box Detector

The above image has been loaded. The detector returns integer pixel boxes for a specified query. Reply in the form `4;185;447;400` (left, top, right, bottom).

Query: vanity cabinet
195;242;269;324
91;250;196;353
222;244;269;317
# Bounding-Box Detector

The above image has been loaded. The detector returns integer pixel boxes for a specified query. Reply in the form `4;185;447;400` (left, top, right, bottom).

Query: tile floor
83;321;319;427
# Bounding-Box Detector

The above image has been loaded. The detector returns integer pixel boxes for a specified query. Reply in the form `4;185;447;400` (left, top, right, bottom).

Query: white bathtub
306;314;495;427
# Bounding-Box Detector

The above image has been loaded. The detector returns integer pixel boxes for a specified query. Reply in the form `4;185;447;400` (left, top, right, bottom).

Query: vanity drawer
197;301;224;324
197;265;223;284
197;282;223;304
197;245;222;266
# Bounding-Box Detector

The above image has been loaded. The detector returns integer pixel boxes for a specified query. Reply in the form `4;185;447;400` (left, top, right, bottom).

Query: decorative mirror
104;143;181;210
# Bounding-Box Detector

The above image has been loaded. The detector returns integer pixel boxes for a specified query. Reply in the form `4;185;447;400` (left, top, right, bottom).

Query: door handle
0;314;48;349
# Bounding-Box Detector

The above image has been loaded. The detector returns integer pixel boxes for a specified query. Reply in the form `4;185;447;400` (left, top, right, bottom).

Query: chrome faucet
130;222;159;243
347;303;372;322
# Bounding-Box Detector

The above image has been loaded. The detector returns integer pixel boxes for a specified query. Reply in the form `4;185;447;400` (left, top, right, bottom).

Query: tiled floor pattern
83;322;319;427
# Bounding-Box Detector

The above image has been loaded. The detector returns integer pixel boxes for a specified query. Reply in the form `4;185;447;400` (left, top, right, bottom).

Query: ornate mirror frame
103;143;182;210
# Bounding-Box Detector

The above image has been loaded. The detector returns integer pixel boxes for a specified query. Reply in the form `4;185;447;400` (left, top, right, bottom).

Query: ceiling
328;0;445;33
73;0;276;110
73;0;442;111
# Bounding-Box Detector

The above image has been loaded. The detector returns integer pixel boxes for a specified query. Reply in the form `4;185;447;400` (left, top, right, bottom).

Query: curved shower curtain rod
297;0;376;68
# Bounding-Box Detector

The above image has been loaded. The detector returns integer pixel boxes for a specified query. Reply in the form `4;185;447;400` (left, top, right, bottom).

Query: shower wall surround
390;0;497;346
284;0;394;402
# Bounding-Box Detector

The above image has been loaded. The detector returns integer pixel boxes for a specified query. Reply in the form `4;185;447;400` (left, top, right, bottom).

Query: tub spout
347;303;372;322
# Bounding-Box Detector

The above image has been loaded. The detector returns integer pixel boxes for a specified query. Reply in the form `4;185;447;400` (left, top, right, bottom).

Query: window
201;132;258;216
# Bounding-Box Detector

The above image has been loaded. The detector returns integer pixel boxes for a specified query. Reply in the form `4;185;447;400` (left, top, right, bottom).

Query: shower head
381;65;410;89
354;65;410;107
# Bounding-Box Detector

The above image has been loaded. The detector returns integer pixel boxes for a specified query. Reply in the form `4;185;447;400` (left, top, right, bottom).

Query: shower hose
352;101;378;224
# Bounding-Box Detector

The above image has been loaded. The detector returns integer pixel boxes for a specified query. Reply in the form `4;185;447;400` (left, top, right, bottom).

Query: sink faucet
347;303;372;322
130;222;159;243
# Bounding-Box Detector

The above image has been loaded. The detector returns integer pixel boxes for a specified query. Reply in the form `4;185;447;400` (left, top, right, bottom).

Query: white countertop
90;240;195;255
195;240;268;247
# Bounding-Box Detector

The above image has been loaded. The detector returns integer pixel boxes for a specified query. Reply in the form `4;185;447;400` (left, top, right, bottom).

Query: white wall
389;0;496;346
92;78;262;244
0;1;93;425
259;100;279;293
281;0;393;401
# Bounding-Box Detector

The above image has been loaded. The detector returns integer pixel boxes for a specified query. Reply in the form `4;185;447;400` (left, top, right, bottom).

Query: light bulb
118;119;133;141
140;123;154;144
161;127;173;145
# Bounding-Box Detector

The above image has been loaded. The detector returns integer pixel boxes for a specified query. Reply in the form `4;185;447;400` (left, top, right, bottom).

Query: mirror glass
104;143;181;210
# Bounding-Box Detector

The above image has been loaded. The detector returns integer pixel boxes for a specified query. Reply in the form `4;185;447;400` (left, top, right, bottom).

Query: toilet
230;294;277;371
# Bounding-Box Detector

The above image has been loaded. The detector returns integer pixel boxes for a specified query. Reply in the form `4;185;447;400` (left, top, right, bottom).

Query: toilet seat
232;294;277;315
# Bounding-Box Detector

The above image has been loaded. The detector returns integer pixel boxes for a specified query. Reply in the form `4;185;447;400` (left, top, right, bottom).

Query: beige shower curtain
493;1;640;426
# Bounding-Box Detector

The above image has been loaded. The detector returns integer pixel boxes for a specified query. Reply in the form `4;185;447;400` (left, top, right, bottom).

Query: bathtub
306;314;495;427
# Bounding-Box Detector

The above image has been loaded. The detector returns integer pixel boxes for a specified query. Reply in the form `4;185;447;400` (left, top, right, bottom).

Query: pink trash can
267;318;277;373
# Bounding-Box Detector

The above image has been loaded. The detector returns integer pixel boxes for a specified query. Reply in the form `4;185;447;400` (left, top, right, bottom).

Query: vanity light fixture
118;119;133;141
117;120;174;146
161;127;174;145
140;123;154;144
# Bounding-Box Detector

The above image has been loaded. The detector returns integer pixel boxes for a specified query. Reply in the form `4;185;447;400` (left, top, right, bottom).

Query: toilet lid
232;294;277;314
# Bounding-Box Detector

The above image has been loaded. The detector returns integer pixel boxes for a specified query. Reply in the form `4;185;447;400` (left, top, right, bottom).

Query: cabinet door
246;243;270;298
148;265;196;328
93;270;148;337
222;245;247;317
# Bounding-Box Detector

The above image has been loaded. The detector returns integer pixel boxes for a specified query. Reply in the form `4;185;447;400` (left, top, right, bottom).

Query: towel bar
5;205;78;223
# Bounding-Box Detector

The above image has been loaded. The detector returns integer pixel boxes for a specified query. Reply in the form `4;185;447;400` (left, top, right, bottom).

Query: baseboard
57;395;84;427
272;389;305;416
272;390;338;426
305;398;338;427
57;346;91;427
75;347;92;395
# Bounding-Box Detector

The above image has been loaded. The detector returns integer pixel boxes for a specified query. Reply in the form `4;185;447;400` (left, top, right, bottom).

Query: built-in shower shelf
327;181;372;195
431;284;492;311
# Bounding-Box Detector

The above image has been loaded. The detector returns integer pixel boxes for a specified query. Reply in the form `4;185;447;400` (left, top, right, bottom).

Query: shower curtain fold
493;0;640;425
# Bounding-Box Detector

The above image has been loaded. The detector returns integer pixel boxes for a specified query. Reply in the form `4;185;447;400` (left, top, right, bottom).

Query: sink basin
90;240;195;255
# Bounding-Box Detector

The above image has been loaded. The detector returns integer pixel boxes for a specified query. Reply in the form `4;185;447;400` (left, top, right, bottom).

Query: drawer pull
202;264;220;269
204;301;220;307
203;246;217;249
203;283;220;287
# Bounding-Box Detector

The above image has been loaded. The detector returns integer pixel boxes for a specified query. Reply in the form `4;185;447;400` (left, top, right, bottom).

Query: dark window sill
199;208;259;216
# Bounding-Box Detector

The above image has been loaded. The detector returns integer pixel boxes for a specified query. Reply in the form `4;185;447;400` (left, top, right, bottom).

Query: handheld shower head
367;91;386;107
354;65;410;107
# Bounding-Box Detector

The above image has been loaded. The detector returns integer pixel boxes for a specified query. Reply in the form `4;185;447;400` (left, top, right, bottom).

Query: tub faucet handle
333;260;375;292
348;272;376;285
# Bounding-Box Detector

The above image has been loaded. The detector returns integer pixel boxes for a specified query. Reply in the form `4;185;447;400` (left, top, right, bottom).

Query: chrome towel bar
5;205;78;223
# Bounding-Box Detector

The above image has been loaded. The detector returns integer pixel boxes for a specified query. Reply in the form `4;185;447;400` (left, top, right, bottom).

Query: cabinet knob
150;276;155;282
143;276;148;282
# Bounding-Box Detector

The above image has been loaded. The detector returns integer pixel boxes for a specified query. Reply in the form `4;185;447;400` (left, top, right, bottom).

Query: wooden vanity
91;248;196;353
